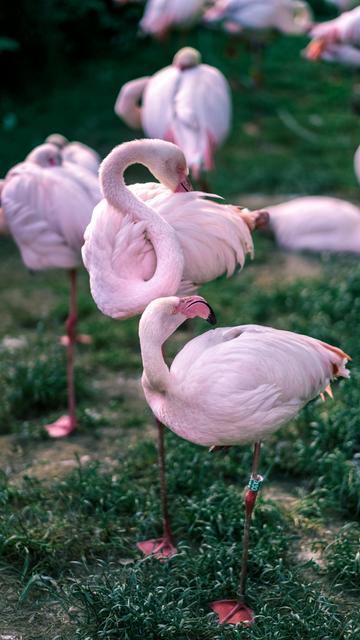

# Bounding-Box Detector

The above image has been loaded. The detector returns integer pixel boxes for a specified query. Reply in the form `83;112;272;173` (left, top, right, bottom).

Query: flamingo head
26;143;62;168
174;296;217;324
45;133;69;149
150;140;193;193
173;47;201;70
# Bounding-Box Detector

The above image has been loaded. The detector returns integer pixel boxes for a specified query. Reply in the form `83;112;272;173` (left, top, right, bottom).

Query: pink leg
210;441;263;625
137;420;177;560
45;269;78;438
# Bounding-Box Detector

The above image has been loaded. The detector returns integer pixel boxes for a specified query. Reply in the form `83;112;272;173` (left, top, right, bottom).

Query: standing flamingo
82;138;267;558
266;196;360;253
45;133;101;175
139;294;350;624
115;47;232;184
2;144;99;438
139;0;205;39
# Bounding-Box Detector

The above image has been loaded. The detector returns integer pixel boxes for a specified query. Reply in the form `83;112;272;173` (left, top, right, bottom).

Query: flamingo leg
45;269;78;438
210;441;263;625
137;419;177;559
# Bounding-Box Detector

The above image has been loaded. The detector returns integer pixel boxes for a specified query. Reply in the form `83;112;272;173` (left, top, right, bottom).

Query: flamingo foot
209;600;255;626
137;537;177;560
59;334;92;346
44;415;77;438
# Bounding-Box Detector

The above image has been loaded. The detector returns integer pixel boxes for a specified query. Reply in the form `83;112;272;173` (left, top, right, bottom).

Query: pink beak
175;176;193;193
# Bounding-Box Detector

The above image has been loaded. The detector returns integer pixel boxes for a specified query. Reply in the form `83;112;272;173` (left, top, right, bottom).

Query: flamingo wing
170;324;349;444
3;166;91;270
268;196;360;252
150;190;253;285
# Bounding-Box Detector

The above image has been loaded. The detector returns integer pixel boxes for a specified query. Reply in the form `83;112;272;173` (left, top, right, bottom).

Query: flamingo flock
1;0;357;629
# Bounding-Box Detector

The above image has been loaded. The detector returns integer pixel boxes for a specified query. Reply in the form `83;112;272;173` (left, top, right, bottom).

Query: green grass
1;13;360;639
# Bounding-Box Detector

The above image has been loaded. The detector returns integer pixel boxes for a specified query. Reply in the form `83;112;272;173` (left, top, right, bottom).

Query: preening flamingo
306;6;360;60
139;0;205;39
82;138;267;558
2;144;99;438
115;47;232;182
139;294;350;624
266;196;360;253
45;133;101;175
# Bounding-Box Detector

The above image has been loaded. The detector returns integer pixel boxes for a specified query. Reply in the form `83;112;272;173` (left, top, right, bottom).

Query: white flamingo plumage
139;0;205;39
45;133;101;175
203;0;313;35
139;294;350;623
2;143;100;438
115;48;232;181
267;196;360;253
82;137;267;558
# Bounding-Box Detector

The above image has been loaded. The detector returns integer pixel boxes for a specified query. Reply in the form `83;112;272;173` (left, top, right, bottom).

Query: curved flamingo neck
139;303;184;393
99;141;184;315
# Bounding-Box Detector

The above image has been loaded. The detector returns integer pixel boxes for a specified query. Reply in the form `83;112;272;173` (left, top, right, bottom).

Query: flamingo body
45;134;100;175
310;6;360;47
140;0;204;37
267;196;360;253
204;0;312;35
140;296;350;448
116;49;232;178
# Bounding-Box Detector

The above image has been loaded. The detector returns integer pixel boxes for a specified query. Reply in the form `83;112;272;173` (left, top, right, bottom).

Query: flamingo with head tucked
266;196;360;253
82;138;267;558
115;47;232;185
2;144;100;438
139;294;350;624
45;133;101;175
139;0;205;39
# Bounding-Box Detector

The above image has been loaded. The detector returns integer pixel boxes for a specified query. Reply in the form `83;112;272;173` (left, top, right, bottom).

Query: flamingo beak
175;175;193;192
206;305;217;325
184;297;217;325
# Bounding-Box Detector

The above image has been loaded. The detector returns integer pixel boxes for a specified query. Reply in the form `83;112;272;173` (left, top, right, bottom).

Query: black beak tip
207;309;217;325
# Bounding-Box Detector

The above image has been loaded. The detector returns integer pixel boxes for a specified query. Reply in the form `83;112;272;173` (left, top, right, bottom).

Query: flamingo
306;6;360;60
304;41;360;66
203;0;312;35
139;0;205;39
266;196;360;253
45;133;101;175
82;138;268;558
2;144;99;438
139;294;350;624
203;0;312;85
115;47;232;184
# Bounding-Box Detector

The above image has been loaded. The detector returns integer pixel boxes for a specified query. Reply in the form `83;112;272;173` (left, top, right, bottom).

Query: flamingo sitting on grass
139;294;350;624
82;138;268;559
266;196;360;253
2;144;99;438
115;47;231;186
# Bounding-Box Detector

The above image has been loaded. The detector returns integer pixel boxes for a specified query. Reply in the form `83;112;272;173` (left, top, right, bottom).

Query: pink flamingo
82;138;267;558
306;6;360;60
115;47;232;183
139;294;350;624
139;0;205;39
2;144;99;438
266;196;360;253
204;0;312;35
45;133;100;175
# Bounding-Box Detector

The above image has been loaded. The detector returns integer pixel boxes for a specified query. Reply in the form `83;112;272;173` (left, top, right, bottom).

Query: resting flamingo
266;196;360;253
139;0;205;39
306;6;360;60
45;133;101;175
139;294;350;624
115;48;231;184
2;144;99;438
82;138;268;558
204;0;312;35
